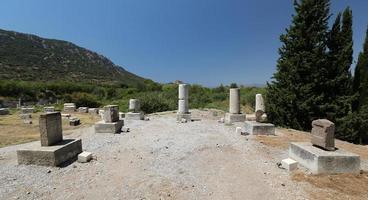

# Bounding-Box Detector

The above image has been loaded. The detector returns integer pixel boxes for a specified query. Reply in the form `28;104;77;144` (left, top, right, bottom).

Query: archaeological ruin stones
311;119;335;151
125;99;144;120
95;105;124;133
177;84;191;122
225;88;246;124
17;112;82;166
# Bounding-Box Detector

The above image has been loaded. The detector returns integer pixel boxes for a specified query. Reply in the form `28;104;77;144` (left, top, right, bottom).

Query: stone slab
311;119;335;151
44;107;55;113
125;112;144;120
289;142;360;174
78;107;88;113
177;113;191;122
244;121;275;135
95;120;124;134
78;151;92;163
281;158;298;171
17;139;82;167
21;107;35;114
0;108;10;115
225;113;246;124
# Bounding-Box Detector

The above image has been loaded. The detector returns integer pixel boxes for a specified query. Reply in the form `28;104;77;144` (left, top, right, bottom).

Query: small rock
281;183;285;187
73;165;77;168
26;192;30;195
47;169;51;173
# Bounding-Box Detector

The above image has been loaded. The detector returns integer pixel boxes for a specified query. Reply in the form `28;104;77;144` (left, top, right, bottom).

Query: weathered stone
311;119;335;151
235;127;242;134
88;108;99;114
95;120;124;134
178;84;189;99
78;151;92;163
17;139;82;166
225;113;246;124
244;121;275;135
128;99;141;113
0;108;10;115
63;103;76;112
289;142;360;174
178;99;189;114
121;126;130;132
281;158;298;171
102;105;119;123
229;88;240;114
44;107;55;113
119;112;125;120
21;107;35;114
69;118;80;126
255;94;265;122
78;107;88;113
39;112;63;146
125;112;144;120
61;113;71;119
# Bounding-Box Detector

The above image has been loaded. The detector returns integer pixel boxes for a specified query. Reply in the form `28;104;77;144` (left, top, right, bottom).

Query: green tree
266;0;331;130
327;7;354;139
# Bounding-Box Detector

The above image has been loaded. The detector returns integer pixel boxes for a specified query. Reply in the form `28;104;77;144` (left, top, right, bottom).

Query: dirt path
0;110;366;200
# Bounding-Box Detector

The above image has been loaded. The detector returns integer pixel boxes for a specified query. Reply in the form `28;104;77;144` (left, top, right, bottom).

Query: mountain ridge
0;29;146;86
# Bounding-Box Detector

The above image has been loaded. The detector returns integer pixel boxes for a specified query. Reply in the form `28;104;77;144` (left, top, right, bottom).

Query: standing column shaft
255;94;265;113
178;84;189;114
229;88;241;114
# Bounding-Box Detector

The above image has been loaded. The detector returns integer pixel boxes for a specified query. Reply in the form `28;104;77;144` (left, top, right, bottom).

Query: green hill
0;29;145;86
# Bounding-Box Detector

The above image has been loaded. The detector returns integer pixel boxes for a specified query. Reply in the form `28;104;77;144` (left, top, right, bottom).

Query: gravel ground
0;110;331;200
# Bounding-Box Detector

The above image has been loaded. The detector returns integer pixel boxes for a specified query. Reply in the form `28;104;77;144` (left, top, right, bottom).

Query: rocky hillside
0;29;145;86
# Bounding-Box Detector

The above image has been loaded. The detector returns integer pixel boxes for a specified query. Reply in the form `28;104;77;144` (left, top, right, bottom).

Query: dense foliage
266;0;368;144
0;80;265;114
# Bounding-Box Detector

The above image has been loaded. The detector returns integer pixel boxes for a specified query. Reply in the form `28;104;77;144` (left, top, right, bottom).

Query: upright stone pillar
95;105;124;133
177;84;191;121
126;99;144;120
225;88;245;124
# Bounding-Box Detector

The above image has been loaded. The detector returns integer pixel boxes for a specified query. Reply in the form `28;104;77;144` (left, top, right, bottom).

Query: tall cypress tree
266;0;331;130
327;7;354;139
353;27;368;111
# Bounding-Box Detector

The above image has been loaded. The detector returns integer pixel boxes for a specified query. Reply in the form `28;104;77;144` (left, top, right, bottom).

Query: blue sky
0;0;367;87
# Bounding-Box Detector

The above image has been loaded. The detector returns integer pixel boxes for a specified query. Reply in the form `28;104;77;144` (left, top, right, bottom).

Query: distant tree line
266;0;368;144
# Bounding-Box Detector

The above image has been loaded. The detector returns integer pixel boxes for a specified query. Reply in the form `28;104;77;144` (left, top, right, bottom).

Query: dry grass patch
292;171;368;200
255;128;310;149
0;112;100;148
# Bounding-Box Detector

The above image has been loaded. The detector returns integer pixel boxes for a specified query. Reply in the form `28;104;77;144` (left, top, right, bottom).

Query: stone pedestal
125;112;144;120
63;103;76;112
129;99;141;113
21;107;35;114
244;121;275;135
95;120;124;134
17;112;82;166
311;119;335;151
102;105;119;122
289;142;360;174
17;139;82;167
88;108;99;114
225;113;246;124
44;107;55;113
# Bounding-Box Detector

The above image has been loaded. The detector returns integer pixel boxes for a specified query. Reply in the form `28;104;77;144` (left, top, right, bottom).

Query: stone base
244;121;275;135
177;113;191;121
289;142;360;174
225;113;246;124
95;120;124;134
125;112;144;120
17;139;82;167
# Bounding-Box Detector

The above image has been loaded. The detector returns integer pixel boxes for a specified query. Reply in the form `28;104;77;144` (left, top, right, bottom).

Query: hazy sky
0;0;367;86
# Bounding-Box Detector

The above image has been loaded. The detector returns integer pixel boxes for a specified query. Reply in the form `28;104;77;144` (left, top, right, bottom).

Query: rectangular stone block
95;120;124;134
21;107;35;114
19;113;32;120
281;158;298;171
78;107;88;113
17;139;82;166
88;108;99;114
44;107;55;113
78;151;92;163
103;105;119;123
244;121;275;135
125;112;144;120
119;112;125;120
289;142;360;174
311;119;335;151
39;112;63;146
69;118;80;126
225;113;246;124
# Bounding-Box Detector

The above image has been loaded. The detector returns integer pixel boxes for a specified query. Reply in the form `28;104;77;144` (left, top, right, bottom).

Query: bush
64;92;101;108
